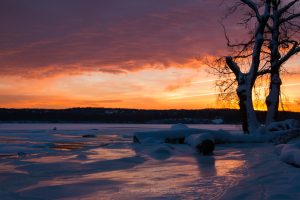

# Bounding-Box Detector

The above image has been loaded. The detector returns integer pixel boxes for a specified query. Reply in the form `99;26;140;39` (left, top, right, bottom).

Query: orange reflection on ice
17;144;247;200
86;148;136;162
0;136;35;145
50;142;85;151
215;160;245;177
25;155;79;164
0;163;28;174
20;153;246;199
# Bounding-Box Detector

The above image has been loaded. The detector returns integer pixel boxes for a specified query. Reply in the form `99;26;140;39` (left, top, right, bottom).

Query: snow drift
134;121;300;165
276;140;300;167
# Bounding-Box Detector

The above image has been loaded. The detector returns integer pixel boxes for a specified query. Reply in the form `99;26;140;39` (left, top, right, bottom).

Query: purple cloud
0;0;233;77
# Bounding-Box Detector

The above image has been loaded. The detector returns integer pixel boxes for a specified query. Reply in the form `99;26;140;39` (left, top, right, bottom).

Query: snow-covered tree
265;0;300;125
213;0;300;133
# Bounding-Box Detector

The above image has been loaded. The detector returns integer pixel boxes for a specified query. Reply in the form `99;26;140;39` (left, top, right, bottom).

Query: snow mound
134;122;300;158
134;124;275;146
267;119;299;132
133;125;213;144
271;128;300;144
276;139;300;167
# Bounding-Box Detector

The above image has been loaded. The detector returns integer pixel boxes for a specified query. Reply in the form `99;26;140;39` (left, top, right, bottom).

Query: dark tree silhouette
213;0;300;133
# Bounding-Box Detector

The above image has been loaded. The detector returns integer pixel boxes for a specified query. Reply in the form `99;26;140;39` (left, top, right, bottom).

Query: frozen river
1;123;297;200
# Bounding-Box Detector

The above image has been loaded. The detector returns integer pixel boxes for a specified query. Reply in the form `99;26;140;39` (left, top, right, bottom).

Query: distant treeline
0;108;299;124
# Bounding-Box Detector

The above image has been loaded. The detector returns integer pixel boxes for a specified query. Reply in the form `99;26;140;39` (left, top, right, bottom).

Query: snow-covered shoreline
220;142;300;200
0;123;299;200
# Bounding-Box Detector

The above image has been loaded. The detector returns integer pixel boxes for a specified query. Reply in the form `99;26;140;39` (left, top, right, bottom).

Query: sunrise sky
0;0;299;111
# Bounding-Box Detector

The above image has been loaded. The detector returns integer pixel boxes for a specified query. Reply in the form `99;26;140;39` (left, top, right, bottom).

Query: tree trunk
266;73;282;125
245;86;259;133
266;7;281;126
237;75;259;133
237;86;249;133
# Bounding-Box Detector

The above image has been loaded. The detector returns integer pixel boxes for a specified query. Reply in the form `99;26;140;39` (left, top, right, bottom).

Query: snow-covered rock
185;133;215;155
185;133;215;147
133;123;275;145
133;124;219;155
134;122;300;158
133;124;216;144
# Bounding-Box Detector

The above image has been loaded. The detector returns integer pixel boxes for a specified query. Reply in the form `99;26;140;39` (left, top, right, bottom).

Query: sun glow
0;65;300;111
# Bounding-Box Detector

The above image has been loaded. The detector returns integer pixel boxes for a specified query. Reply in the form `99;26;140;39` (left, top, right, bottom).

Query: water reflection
196;152;246;177
196;156;217;177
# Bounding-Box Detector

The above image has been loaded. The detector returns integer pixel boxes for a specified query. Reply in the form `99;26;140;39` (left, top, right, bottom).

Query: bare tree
213;0;300;133
265;0;300;125
223;0;272;133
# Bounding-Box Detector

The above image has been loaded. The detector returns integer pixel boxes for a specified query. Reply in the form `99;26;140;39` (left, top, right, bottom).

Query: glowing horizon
1;67;300;111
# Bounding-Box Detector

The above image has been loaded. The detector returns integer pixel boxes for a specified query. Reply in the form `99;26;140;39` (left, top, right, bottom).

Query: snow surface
276;140;300;167
0;123;299;200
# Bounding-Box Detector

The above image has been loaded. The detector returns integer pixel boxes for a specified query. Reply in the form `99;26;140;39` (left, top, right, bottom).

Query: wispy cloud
0;94;123;108
165;77;195;91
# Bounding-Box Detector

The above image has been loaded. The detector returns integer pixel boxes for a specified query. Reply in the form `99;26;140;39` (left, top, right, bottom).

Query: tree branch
240;0;261;21
257;68;271;76
249;0;271;79
221;22;255;48
225;56;241;78
277;42;300;67
280;13;300;24
278;0;300;16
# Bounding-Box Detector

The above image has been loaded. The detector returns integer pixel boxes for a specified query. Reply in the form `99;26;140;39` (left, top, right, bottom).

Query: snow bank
133;124;275;148
267;119;299;132
134;124;220;155
134;124;276;145
271;128;300;144
276;139;300;167
134;122;300;159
